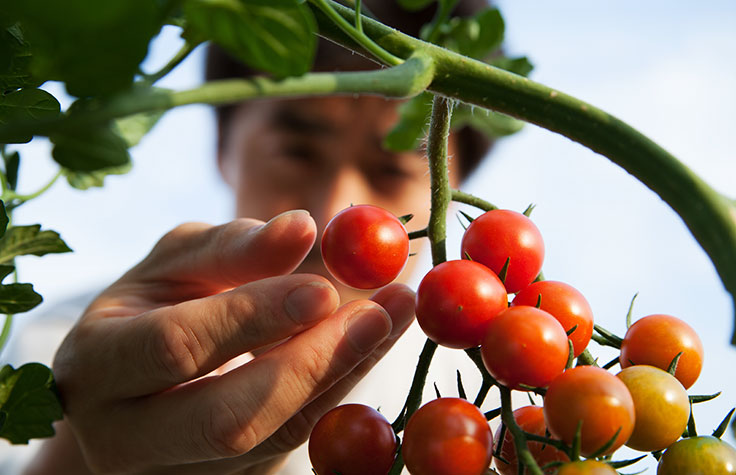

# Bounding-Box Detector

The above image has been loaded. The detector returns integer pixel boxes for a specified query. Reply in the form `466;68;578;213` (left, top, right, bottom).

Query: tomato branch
451;188;498;212
500;386;544;475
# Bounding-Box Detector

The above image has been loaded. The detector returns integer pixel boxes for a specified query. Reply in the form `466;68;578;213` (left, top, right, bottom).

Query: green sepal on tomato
493;405;569;475
460;209;544;293
415;259;508;349
321;204;409;290
511;280;594;357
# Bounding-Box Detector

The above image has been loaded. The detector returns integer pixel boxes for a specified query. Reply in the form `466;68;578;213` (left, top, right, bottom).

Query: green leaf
4;0;162;97
3;150;19;190
112;110;165;148
0;363;62;444
0;283;42;314
396;0;435;11
0;200;7;238
0;88;60;144
50;125;131;172
63;162;132;190
383;92;432;152
0;24;41;92
0;225;72;265
491;56;534;77
441;8;504;60
0;264;13;282
183;0;317;78
452;104;524;138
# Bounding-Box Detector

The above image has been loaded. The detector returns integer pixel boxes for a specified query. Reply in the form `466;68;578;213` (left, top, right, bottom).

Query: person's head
207;1;494;301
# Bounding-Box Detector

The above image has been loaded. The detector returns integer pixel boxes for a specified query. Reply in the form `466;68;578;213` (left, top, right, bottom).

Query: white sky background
1;0;734;471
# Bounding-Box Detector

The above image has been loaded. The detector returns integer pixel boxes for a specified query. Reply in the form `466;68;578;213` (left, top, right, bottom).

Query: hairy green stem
500;386;544;475
426;95;453;266
451;188;497;212
308;0;401;66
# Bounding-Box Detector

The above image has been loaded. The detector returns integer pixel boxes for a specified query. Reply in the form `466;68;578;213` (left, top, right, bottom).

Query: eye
281;143;317;165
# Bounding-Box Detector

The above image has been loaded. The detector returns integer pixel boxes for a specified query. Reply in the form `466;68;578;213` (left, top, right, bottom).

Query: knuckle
201;397;257;458
268;411;313;454
291;343;335;396
151;316;202;382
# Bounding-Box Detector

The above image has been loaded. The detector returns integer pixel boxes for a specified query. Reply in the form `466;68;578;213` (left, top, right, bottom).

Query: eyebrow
270;108;339;136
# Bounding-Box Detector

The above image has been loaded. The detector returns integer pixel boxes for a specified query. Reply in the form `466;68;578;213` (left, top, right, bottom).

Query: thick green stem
0;314;13;355
426;95;453;266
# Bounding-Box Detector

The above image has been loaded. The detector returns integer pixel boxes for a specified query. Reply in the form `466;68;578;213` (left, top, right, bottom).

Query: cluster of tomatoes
313;204;736;474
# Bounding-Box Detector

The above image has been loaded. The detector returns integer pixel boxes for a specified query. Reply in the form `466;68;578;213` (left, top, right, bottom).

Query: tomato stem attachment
450;188;498;212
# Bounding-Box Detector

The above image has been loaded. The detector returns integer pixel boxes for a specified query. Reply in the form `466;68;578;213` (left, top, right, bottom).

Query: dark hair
205;0;493;180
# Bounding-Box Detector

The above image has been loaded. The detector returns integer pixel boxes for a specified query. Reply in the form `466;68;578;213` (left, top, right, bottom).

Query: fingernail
262;210;311;231
380;287;416;338
345;306;392;353
284;282;336;323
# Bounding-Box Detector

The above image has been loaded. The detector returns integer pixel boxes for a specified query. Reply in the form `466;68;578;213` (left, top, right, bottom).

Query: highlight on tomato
415;259;508;349
511;280;594;357
460;209;544;293
402;397;493;475
493;405;569;475
308;404;397;475
481;305;569;390
320;204;409;290
616;365;690;452
620;314;704;389
543;366;635;457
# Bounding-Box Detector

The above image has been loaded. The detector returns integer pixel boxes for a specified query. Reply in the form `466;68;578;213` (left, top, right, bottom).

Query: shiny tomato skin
620;314;704;389
460;209;544;293
308;404;397;475
415;260;508;349
493;406;569;475
616;365;690;452
543;366;635;457
657;436;736;475
402;397;493;475
556;461;617;475
481;306;569;390
320;205;409;290
511;280;593;357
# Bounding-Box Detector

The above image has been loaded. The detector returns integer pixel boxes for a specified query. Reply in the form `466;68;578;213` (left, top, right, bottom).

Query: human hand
34;210;415;474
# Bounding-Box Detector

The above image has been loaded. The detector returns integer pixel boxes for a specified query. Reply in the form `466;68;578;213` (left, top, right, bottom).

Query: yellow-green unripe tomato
557;460;617;474
657;436;736;474
617;365;690;451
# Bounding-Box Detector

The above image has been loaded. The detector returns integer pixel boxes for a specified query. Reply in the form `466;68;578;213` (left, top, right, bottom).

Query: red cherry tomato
460;209;544;293
557;461;617;474
415;260;508;349
543;366;635;457
402;398;493;475
620;314;704;389
321;205;409;289
493;406;569;475
481;306;569;389
657;436;736;474
511;280;593;357
308;404;397;475
617;365;690;452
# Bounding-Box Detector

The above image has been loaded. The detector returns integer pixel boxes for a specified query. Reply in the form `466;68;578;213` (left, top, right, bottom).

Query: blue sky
2;1;735;471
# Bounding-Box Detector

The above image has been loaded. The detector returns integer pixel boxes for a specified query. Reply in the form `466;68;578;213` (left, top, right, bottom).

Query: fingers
98;210;317;307
100;286;414;470
66;274;339;398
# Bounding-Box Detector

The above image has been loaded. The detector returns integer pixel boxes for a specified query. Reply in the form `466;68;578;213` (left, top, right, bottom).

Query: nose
310;165;374;238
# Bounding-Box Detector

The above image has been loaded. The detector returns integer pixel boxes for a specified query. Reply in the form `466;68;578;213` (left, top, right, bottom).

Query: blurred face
218;95;460;301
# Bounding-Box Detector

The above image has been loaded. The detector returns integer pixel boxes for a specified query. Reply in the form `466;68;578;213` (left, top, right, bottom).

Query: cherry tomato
460;209;544;293
616;365;690;452
657;436;736;475
481;306;569;389
543;366;635;457
511;280;593;357
415;260;508;349
321;204;409;289
493;406;569;475
556;461;617;475
620;314;704;389
402;397;493;475
308;404;397;475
